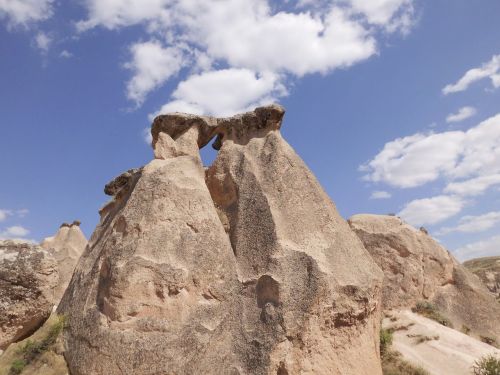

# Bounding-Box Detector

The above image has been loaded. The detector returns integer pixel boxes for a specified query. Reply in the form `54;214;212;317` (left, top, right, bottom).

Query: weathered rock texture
206;105;384;375
349;214;500;343
41;222;88;302
0;240;58;349
59;105;384;375
463;256;500;301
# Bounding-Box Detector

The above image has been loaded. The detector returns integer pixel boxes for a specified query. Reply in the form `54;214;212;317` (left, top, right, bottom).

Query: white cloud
142;128;152;145
370;190;391;199
35;31;51;53
437;211;500;236
362;113;500;191
0;225;30;238
76;0;170;32
446;106;476;123
0;209;12;222
398;195;464;226
76;0;416;115
59;50;73;58
443;54;500;95
361;131;465;188
348;0;415;33
0;0;53;28
444;174;500;197
125;41;184;106
156;69;286;117
454;234;500;261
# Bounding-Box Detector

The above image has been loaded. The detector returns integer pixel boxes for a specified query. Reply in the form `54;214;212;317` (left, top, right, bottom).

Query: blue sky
1;0;499;261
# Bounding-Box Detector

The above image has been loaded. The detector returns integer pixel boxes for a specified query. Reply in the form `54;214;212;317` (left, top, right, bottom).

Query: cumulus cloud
125;41;184;106
0;225;30;238
443;54;500;95
0;209;12;222
437;211;500;236
0;0;54;28
155;69;286;117
370;190;391;199
444;174;500;197
35;31;51;53
76;0;416;115
398;195;465;226
446;106;476;123
59;50;73;58
362;113;500;190
454;234;500;261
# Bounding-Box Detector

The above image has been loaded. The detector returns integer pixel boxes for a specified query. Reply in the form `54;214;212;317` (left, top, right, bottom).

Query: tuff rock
41;222;88;302
349;214;500;343
0;240;58;349
58;105;384;375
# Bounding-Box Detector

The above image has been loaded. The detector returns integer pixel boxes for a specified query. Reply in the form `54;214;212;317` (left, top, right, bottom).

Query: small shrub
9;359;26;375
480;336;499;348
380;328;393;356
8;315;66;374
412;301;453;328
461;325;471;335
472;354;500;375
382;350;430;375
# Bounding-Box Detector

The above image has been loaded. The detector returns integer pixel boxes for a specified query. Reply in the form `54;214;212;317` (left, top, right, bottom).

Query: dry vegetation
412;301;453;328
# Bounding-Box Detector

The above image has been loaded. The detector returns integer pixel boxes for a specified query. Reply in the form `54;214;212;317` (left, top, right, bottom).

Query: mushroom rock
0;240;58;349
41;222;88;302
58;117;242;375
206;105;384;375
349;214;500;343
59;105;384;375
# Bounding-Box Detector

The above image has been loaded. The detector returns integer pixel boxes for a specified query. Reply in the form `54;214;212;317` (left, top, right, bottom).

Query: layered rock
349;214;500;343
205;105;384;375
463;256;500;300
0;240;58;349
59;105;384;375
41;221;88;302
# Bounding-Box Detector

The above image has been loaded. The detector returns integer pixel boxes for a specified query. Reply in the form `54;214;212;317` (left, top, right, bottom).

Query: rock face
41;222;88;302
59;105;384;375
0;240;58;349
206;105;384;375
463;256;500;301
349;214;500;343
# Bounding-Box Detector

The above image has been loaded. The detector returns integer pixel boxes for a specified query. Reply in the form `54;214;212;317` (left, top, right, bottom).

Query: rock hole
256;275;280;308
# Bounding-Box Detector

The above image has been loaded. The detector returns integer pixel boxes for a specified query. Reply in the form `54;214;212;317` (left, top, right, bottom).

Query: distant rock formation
349;214;500;343
464;256;500;301
58;105;384;375
41;221;88;302
0;240;58;349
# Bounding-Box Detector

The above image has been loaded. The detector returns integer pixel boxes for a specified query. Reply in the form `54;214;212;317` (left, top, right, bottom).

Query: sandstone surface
349;214;500;343
0;240;58;350
464;256;500;301
58;105;384;375
41;222;87;302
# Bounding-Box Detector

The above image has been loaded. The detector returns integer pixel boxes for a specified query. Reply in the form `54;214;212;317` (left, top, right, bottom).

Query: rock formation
464;256;500;301
41;221;88;302
349;214;500;343
0;240;58;350
58;105;384;375
206;105;384;374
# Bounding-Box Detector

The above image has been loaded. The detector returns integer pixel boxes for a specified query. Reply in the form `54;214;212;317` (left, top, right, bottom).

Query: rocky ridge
349;214;500;344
